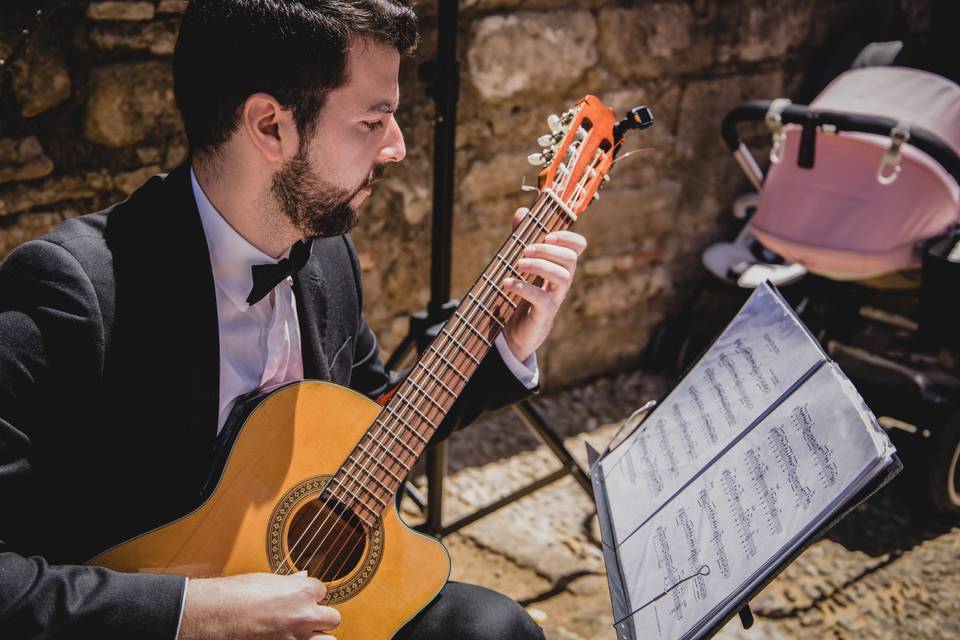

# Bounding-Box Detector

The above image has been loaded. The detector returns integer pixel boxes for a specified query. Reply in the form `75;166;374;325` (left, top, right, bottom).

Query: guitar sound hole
286;498;368;582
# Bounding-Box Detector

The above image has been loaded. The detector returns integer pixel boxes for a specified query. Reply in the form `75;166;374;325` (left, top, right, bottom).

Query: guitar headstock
528;96;654;217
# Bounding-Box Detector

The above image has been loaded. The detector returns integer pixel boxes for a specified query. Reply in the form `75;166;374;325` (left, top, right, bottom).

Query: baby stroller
650;64;960;514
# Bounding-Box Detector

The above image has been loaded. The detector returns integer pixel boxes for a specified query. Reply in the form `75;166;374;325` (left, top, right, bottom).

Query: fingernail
502;278;515;288
545;233;558;241
516;258;531;269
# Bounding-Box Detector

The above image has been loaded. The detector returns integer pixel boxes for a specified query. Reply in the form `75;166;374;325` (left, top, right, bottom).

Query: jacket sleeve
0;240;185;639
342;236;534;446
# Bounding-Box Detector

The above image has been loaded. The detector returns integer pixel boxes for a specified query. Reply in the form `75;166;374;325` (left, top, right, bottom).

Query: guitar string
314;158;605;581
310;162;601;582
288;151;600;580
289;149;602;577
287;147;602;580
280;194;565;577
316;201;574;582
278;138;597;575
276;195;558;575
284;140;602;578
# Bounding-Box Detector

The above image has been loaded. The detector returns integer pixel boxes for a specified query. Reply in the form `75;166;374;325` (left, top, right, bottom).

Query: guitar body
89;381;450;639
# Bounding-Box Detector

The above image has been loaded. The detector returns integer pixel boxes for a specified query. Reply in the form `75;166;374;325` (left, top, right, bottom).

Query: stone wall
0;0;934;388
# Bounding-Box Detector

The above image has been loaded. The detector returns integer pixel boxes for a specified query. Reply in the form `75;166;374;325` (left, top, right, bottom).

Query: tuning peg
528;152;547;166
593;192;600;201
537;134;555;147
547;114;563;134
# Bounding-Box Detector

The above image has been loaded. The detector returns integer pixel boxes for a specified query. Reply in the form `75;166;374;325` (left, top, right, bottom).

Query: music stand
386;0;593;538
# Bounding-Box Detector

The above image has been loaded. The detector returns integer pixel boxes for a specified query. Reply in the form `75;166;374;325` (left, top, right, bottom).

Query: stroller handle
721;100;960;186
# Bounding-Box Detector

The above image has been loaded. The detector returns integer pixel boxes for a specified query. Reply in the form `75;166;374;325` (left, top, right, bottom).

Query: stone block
675;71;784;163
460;150;538;204
0;171;113;216
715;0;813;64
0;210;77;260
467;10;597;101
597;4;712;79
157;0;188;13
86;1;155;21
90;21;179;55
114;165;161;195
84;62;179;148
0;137;54;184
10;43;71;117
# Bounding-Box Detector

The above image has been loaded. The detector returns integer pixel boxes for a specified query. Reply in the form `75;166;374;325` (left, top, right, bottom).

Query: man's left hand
501;207;587;363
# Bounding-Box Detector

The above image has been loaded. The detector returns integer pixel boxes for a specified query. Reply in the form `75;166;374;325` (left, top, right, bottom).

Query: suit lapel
293;246;331;381
160;164;221;490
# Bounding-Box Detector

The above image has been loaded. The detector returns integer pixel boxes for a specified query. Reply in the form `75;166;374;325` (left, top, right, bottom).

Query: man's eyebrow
366;102;398;114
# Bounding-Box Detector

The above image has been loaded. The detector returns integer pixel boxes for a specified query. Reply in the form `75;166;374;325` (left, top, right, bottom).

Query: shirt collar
190;166;283;310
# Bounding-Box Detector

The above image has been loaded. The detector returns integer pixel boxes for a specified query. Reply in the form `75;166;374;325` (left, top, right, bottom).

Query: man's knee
397;582;545;640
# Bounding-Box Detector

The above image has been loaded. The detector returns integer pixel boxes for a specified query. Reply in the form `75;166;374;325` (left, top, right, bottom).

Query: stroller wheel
927;412;960;516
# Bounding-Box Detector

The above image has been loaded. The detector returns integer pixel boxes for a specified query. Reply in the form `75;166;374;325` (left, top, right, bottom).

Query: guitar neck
331;190;577;522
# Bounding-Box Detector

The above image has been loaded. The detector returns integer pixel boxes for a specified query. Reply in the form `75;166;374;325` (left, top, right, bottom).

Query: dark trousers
393;582;545;640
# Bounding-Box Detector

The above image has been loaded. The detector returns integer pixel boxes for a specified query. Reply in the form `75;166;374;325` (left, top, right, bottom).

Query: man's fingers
503;278;556;316
310;604;341;630
544;230;587;255
522;243;579;272
512;207;530;229
295;572;328;601
515;258;572;292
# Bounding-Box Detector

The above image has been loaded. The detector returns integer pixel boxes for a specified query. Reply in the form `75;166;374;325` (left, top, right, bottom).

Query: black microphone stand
386;0;593;538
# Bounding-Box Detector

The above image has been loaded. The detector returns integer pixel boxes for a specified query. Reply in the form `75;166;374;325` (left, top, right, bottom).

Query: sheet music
593;284;897;640
599;284;826;541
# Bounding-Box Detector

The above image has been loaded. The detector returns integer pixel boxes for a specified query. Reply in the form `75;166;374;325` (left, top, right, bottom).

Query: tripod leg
512;399;594;499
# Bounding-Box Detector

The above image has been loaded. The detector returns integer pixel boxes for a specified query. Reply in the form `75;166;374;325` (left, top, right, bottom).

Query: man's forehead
333;38;401;112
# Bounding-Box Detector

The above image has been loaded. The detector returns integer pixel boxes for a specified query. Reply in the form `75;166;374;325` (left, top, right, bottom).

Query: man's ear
242;93;299;163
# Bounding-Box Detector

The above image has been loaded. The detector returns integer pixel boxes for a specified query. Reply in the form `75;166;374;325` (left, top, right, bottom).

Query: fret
419;365;457;399
481;274;519;308
362;466;393;494
454;311;492;347
356;440;408;476
542;188;577;222
349;453;403;483
510;232;529;248
330;475;388;510
494;253;523;279
428;345;470;382
372;420;419;458
404;376;447;412
441;328;481;365
467;292;505;329
383;397;436;432
528;211;551;235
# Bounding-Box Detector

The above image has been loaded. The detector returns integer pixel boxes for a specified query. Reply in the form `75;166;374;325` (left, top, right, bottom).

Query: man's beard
271;146;383;238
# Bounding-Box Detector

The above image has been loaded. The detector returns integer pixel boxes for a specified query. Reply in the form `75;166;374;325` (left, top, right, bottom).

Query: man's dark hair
173;0;418;161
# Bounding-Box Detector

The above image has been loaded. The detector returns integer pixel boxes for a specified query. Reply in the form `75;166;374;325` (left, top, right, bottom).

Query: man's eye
363;120;384;131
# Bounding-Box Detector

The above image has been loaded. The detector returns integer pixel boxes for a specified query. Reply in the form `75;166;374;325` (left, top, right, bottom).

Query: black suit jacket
0;164;531;639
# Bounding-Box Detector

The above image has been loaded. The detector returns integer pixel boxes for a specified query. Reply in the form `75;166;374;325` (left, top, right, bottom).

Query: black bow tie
246;239;313;305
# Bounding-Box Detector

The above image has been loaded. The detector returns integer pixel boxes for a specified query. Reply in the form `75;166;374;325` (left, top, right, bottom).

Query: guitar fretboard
330;189;578;526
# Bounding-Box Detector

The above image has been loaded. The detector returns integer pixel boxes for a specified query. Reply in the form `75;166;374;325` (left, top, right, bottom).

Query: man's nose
380;116;406;164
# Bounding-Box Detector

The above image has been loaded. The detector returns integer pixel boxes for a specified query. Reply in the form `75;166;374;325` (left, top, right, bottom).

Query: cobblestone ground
401;369;960;639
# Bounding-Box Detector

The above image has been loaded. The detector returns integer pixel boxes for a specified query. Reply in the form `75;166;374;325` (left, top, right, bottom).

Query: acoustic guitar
89;95;654;638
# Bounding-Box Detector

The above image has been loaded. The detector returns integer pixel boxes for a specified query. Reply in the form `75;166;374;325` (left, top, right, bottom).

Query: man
0;1;586;638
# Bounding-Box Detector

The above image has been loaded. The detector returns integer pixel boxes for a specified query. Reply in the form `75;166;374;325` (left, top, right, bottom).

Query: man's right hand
178;572;340;640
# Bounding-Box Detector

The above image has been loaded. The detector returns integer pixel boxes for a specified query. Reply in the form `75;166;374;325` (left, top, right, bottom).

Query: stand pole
387;0;592;539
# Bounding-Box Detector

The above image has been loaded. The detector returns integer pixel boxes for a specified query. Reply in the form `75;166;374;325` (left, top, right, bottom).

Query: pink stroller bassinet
746;67;960;280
